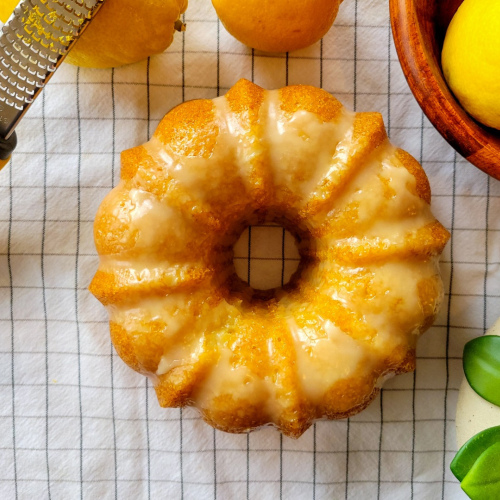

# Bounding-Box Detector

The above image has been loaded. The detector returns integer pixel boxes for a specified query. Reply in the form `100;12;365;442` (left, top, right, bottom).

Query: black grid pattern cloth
0;0;494;498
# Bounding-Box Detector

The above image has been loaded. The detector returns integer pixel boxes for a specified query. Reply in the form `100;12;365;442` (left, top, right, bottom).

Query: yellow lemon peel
65;0;188;68
442;0;500;130
212;0;343;53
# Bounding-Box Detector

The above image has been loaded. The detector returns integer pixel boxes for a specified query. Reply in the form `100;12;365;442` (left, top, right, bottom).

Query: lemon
212;0;343;53
0;0;18;23
442;0;500;130
66;0;188;68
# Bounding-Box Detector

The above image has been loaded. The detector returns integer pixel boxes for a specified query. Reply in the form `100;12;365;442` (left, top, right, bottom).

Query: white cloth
1;0;495;498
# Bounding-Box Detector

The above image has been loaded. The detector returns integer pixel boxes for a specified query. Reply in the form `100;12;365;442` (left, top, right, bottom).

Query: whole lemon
212;0;343;53
66;0;188;68
442;0;500;130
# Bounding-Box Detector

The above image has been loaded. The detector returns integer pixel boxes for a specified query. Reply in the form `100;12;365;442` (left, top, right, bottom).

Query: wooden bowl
390;0;500;180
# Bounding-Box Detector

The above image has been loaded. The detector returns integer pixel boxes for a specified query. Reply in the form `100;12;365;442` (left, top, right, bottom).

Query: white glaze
141;97;443;407
290;319;368;402
93;83;447;428
264;90;356;201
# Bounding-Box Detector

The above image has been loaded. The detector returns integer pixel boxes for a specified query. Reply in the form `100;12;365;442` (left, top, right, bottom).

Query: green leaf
451;426;500;482
461;441;500;500
463;336;500;407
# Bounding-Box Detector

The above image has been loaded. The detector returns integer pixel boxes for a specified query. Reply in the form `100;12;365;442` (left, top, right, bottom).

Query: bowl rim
389;0;500;180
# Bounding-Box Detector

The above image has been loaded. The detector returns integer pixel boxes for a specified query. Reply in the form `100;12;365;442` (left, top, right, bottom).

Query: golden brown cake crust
90;79;450;437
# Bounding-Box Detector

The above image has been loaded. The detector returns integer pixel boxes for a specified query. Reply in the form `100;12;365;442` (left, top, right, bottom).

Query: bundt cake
89;79;450;438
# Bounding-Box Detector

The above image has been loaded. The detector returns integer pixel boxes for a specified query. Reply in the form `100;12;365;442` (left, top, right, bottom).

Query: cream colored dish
456;319;500;448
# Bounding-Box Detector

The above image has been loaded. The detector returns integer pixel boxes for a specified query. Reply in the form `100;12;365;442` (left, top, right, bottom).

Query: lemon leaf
461;441;500;500
451;426;500;482
463;336;500;407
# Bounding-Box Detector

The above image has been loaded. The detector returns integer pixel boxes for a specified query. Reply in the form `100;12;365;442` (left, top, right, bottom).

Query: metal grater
0;0;106;160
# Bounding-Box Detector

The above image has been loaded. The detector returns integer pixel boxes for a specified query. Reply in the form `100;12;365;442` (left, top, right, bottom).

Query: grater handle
0;132;17;171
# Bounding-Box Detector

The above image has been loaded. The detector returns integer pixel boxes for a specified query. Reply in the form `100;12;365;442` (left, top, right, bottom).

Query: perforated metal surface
0;0;105;138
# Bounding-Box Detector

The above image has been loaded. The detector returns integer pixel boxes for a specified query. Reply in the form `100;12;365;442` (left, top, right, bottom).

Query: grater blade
0;0;106;139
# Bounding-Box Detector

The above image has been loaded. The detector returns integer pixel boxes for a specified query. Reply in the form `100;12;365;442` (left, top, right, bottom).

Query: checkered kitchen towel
1;0;498;498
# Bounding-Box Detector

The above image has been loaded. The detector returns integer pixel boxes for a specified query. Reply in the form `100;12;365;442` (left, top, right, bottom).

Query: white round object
456;318;500;448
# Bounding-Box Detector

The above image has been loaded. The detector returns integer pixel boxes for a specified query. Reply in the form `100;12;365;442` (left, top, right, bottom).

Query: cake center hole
233;224;301;291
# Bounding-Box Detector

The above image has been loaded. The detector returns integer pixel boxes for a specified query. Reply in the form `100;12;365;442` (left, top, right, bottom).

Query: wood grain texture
390;0;500;180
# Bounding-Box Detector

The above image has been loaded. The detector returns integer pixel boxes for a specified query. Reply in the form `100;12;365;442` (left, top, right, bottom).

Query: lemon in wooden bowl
390;0;500;180
442;0;500;130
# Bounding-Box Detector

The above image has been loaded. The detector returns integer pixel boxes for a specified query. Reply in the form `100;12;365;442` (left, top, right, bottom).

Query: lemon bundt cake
90;79;450;438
